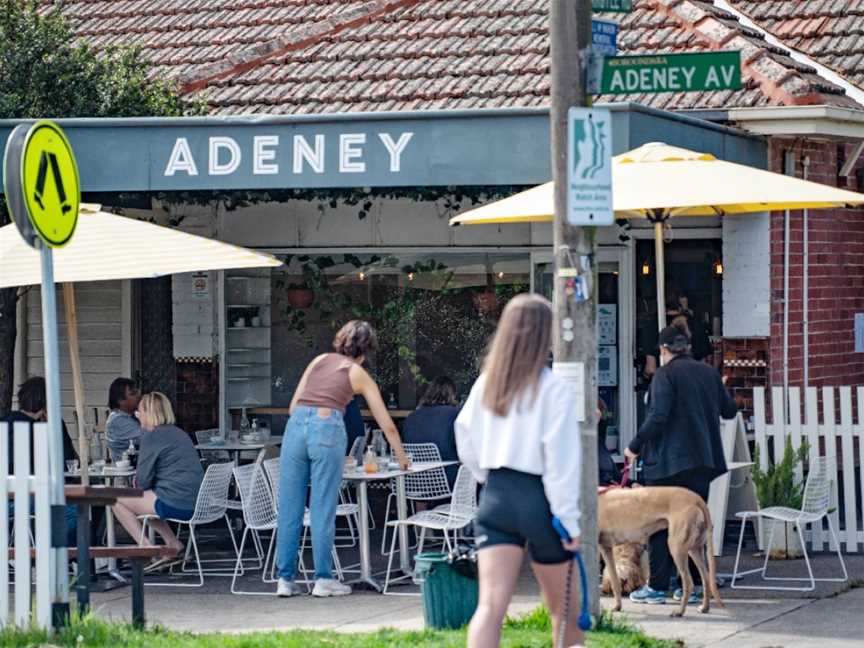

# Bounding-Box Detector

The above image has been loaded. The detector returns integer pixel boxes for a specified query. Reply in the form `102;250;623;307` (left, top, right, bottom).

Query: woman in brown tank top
275;320;410;598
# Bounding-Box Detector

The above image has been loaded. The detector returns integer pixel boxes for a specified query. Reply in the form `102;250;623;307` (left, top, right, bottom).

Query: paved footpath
610;589;864;648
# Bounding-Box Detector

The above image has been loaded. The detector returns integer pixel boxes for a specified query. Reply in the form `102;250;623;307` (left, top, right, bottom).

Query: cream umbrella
451;142;864;330
0;204;282;480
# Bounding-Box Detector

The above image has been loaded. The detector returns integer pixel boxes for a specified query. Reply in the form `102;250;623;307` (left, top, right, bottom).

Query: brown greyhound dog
598;486;724;617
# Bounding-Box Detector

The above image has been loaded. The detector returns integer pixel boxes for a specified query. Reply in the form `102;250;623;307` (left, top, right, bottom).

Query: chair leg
826;516;849;582
383;523;400;594
380;493;394;554
798;523;817;592
730;516;749;589
230;528;249;595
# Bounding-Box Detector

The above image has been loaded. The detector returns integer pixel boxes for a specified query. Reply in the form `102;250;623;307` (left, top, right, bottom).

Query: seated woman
112;392;203;554
403;376;460;488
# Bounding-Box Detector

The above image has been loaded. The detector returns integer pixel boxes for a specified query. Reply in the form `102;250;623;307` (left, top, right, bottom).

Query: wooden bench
12;545;177;628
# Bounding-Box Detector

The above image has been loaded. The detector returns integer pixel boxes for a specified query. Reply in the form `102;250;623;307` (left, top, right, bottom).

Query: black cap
658;325;689;349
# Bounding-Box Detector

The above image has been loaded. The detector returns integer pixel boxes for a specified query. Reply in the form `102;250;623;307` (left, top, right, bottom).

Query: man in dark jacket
625;325;737;605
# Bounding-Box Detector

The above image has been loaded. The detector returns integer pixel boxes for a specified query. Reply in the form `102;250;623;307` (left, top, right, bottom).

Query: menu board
598;304;616;345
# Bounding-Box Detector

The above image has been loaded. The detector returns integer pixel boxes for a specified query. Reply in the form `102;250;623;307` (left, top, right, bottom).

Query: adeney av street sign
590;51;742;95
592;0;632;11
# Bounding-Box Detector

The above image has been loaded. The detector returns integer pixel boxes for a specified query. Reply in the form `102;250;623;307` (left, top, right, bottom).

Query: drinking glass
66;459;79;474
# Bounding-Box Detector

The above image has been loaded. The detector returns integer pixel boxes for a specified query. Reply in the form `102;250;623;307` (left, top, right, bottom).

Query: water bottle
240;408;251;435
372;429;387;458
251;418;259;441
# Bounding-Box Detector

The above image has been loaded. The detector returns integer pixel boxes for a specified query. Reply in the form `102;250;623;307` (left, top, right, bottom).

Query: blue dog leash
552;517;592;644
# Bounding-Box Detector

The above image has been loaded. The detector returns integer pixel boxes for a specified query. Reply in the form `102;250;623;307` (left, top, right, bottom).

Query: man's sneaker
277;579;302;598
312;578;352;597
629;586;667;605
673;586;703;604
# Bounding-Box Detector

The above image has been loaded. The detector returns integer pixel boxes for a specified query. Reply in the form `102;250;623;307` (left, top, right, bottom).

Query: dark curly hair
17;377;47;414
419;376;458;407
332;320;378;359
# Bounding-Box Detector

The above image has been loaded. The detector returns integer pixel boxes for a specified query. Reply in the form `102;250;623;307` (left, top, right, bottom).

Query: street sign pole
551;0;599;619
38;241;70;624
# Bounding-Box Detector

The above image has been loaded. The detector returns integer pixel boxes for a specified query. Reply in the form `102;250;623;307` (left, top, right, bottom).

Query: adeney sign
590;51;742;95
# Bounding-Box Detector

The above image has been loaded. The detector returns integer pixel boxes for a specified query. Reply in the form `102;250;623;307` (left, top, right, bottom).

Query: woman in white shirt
456;294;583;648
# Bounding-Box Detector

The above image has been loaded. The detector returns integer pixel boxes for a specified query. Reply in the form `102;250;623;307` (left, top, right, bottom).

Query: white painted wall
172;272;216;359
722;213;770;337
23;281;124;427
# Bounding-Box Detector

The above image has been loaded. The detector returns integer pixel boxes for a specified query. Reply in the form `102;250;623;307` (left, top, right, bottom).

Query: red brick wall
175;360;219;433
769;139;864;388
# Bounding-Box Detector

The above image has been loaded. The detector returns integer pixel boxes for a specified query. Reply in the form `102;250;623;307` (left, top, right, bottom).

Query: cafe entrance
531;245;636;456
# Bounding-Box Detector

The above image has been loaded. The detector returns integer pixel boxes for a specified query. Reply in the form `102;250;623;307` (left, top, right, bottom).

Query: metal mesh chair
380;443;451;553
731;455;848;591
230;462;279;595
260;457;346;588
142;461;240;588
382;466;478;594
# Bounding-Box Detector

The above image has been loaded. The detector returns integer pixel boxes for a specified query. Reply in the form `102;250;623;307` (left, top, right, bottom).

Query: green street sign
594;51;742;95
592;0;633;11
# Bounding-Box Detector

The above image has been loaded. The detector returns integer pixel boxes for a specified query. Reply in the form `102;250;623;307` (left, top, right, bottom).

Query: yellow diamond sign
3;120;80;248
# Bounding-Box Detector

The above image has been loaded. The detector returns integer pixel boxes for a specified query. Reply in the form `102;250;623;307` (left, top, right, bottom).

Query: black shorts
474;468;570;565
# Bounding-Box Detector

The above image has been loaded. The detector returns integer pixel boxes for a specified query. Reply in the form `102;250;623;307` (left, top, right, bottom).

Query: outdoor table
194;435;283;467
64;485;142;613
342;460;457;592
66;465;136;584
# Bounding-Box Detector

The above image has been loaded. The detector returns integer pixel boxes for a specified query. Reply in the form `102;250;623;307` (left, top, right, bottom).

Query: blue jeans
276;406;346;581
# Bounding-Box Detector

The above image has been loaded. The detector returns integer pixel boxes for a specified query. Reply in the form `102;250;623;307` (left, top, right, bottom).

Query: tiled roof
47;0;862;114
729;0;864;91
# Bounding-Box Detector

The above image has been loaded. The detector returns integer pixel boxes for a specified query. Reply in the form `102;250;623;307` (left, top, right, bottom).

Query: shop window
270;252;530;409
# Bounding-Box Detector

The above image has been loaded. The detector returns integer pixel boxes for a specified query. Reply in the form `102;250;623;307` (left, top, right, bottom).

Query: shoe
673;586;703;604
629;586;667;605
277;578;302;598
312;578;352;597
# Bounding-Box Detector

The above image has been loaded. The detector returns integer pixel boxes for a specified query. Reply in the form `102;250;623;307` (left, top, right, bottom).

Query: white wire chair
141;461;240;587
382;465;478;594
731;455;848;591
230;462;281;595
260;457;345;590
379;443;452;553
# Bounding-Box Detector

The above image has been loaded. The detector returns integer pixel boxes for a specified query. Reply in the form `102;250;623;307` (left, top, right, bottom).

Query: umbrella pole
63;284;89;486
654;220;666;333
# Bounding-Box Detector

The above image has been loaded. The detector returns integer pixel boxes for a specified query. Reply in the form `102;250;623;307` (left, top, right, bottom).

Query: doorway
531;245;635;456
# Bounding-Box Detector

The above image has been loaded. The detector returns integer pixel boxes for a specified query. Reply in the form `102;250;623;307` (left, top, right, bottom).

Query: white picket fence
754;386;864;553
0;421;53;629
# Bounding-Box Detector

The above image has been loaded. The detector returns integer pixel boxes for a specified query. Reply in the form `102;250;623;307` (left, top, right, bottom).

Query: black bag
447;542;478;580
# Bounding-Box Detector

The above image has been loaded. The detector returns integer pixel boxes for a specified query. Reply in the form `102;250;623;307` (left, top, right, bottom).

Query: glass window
270;252;530;408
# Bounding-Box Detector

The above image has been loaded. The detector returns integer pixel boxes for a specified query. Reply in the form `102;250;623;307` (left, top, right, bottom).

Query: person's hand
722;375;729;386
562;536;581;552
624;447;638;463
397;452;411;471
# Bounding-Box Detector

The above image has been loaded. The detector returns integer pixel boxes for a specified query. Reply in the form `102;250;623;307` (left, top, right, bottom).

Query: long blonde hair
138;392;176;431
482;294;553;417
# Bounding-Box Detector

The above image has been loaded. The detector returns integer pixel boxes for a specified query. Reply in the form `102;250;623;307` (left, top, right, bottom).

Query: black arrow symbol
33;151;71;214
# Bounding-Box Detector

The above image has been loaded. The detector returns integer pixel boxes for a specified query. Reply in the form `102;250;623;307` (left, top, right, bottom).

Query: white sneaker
277;578;302;597
312;578;352;597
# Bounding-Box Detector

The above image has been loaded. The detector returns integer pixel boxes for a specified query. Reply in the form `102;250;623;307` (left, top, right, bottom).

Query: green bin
413;552;479;630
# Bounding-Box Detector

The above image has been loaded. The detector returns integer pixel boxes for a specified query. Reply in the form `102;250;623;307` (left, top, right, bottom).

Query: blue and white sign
592;19;619;58
567;107;614;226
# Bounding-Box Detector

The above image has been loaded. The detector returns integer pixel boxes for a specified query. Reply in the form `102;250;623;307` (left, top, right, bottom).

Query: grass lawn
1;607;681;647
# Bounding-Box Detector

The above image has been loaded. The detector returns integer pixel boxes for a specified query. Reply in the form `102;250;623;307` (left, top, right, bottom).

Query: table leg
350;481;381;592
396;475;411;575
130;559;145;629
105;476;127;584
76;503;91;614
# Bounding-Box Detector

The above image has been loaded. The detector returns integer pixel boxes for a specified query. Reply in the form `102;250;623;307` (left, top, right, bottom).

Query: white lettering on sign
162;132;414;177
378;132;413;172
609;66;699;92
209;137;241;175
704;65;737;89
253;135;279;175
293;135;324;174
340;133;366;173
164;137;199;176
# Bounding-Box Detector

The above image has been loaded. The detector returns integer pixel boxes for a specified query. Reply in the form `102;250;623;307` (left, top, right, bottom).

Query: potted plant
286;281;314;309
752;438;810;559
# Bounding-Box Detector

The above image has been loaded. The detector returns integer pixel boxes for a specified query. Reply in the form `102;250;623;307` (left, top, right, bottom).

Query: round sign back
17;121;80;248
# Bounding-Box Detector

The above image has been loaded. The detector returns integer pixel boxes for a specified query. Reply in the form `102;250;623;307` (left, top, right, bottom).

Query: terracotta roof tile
45;0;861;114
730;0;864;89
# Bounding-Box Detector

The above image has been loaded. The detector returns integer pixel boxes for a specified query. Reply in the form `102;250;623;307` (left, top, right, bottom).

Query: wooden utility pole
550;0;600;616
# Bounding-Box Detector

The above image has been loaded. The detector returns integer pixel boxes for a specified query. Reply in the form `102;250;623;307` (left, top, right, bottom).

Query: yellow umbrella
451;142;864;330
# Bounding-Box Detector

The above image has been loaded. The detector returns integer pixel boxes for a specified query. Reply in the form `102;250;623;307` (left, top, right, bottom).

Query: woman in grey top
112;392;203;554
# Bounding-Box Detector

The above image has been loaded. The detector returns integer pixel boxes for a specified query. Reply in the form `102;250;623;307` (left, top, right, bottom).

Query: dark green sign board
594;51;742;95
592;0;633;11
